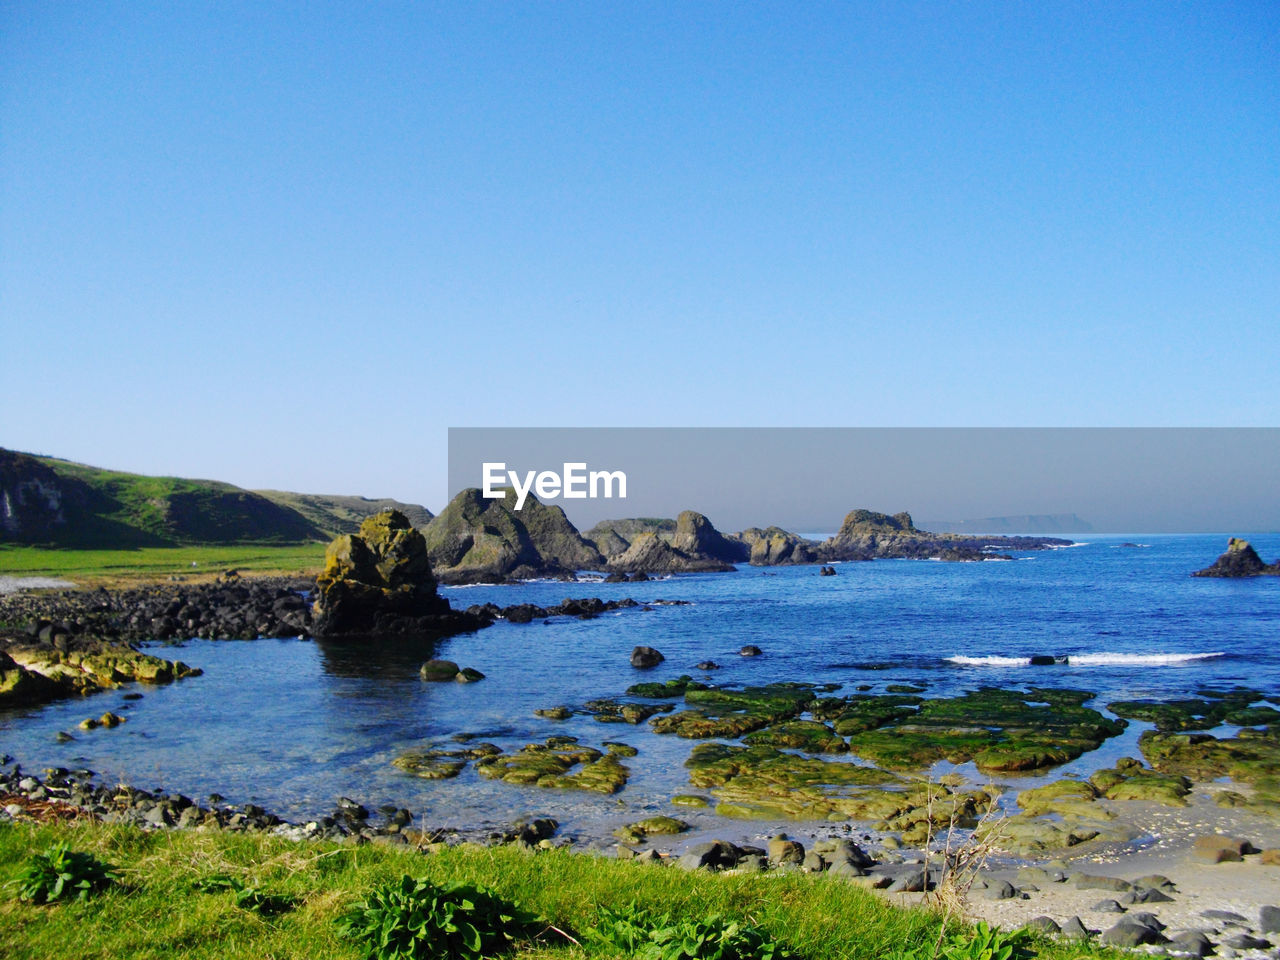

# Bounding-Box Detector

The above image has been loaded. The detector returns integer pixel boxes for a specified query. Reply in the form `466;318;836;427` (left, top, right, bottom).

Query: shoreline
5;762;1280;955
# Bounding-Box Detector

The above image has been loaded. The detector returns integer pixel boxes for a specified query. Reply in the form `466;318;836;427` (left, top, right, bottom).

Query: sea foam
947;651;1225;667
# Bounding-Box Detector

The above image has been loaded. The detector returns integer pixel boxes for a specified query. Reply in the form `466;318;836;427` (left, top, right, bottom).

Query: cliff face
1193;538;1280;578
423;488;605;582
0;450;84;542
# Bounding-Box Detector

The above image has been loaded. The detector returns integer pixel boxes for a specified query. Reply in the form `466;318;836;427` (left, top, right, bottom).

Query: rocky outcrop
606;532;735;574
671;511;749;563
423;489;605;582
822;510;924;559
587;512;743;573
733;526;822;565
1193;538;1280;578
816;509;1068;562
583;518;676;559
313;510;483;637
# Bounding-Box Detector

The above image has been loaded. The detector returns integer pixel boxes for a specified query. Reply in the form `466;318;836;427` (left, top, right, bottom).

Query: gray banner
447;428;1280;533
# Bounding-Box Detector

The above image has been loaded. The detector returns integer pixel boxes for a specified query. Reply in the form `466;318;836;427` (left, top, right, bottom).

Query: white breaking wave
947;651;1225;667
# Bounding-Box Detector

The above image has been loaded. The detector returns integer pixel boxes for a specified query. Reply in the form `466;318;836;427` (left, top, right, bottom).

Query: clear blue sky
2;2;1277;510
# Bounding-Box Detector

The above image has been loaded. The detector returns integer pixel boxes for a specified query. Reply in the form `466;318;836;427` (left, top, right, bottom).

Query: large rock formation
1193;538;1280;578
313;510;483;636
423;489;605;582
584;518;677;560
589;511;743;573
606;532;735;574
671;511;749;563
733;526;822;565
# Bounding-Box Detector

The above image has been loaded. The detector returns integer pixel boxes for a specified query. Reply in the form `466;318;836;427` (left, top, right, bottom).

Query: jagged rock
671;511;748;563
607;532;734;574
1194;538;1280;577
734;526;821;565
1261;905;1280;934
424;489;604;582
313;511;482;637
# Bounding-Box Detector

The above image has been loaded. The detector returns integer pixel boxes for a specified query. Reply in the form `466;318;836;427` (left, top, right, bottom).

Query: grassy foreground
0;543;326;583
0;820;1113;960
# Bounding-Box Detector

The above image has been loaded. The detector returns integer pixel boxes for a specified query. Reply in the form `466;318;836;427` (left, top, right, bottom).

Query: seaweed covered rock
1193;538;1280;577
313;510;484;637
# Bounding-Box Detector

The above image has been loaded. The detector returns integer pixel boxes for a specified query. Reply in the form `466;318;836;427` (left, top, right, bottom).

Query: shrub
338;875;536;960
901;922;1034;960
587;903;793;960
13;842;119;904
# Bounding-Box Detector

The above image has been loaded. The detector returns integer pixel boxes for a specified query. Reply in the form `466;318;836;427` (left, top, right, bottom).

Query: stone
767;836;805;865
1192;834;1251;863
1168;931;1215;958
1075;874;1132;892
739;645;763;657
982;880;1017;901
1223;934;1270;950
630;646;665;669
1260;849;1280;865
1133;887;1174;904
1093;899;1126;913
454;667;485;683
1101;916;1168;947
420;659;460;681
1260;905;1280;934
1026;917;1061;935
1059;917;1091;940
677;840;741;871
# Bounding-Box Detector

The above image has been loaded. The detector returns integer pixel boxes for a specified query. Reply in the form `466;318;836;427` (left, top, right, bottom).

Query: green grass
0;820;1113;960
0;543;326;582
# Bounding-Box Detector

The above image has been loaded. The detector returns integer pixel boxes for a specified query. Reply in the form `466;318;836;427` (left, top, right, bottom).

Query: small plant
900;923;1033;960
587;903;793;960
338;875;536;960
193;874;296;917
945;923;1032;960
13;842;118;904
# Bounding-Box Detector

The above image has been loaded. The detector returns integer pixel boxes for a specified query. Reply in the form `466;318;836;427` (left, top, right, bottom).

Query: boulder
630;646;665;669
1191;834;1252;863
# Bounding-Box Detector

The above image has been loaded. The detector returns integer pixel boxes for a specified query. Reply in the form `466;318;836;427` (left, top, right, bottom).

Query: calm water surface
3;534;1277;845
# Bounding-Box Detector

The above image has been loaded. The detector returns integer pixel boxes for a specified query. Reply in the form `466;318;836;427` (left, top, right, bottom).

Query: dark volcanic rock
631;646;665;669
1193;538;1280;578
313;510;484;638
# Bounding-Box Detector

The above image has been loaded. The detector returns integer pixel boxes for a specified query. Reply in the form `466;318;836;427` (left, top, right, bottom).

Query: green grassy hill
0;448;432;549
255;490;433;538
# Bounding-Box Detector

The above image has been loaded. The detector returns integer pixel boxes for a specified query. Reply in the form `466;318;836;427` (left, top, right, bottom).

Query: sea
2;533;1278;848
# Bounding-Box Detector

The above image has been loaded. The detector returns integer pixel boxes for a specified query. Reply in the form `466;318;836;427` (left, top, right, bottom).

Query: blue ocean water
2;534;1278;843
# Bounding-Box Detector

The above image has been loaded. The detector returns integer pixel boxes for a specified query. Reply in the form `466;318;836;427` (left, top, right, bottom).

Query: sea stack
312;510;484;637
1193;538;1280;578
